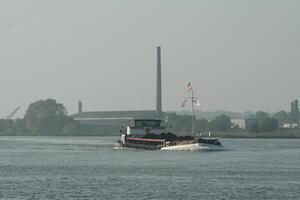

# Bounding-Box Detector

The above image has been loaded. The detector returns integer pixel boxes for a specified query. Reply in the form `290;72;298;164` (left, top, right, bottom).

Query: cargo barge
114;119;223;151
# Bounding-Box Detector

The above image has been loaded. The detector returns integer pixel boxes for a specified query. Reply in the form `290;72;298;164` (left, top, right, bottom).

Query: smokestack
156;46;162;118
78;100;82;113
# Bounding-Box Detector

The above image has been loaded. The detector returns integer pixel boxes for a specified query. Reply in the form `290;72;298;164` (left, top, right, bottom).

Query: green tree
195;118;208;132
273;110;289;124
24;99;69;135
14;118;28;135
247;111;279;133
166;113;192;133
255;111;269;125
181;116;193;132
290;100;299;124
208;115;232;132
248;122;260;133
0;119;14;135
260;118;279;132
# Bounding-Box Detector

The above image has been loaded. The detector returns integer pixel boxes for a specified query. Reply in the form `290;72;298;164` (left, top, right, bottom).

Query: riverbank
175;129;300;139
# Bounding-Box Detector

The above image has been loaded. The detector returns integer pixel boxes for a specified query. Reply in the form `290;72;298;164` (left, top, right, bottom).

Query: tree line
166;112;280;134
273;100;299;125
166;113;234;134
246;111;279;133
167;99;300;134
0;98;299;136
0;99;80;136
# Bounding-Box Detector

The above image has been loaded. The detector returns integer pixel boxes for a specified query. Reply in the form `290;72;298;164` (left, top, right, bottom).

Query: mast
182;81;199;136
191;89;195;135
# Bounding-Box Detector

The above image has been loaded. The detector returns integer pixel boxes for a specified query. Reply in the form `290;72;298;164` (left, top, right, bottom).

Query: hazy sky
0;0;299;118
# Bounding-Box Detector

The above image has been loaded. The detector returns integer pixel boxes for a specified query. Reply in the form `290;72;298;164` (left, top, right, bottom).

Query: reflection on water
0;137;299;200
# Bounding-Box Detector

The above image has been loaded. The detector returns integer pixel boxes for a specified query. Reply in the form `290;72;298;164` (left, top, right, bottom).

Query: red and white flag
187;82;193;93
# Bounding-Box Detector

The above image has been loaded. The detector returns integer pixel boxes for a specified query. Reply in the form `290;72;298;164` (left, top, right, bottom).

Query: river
0;137;299;199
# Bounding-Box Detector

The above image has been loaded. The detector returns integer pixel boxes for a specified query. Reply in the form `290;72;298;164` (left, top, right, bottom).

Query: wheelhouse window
135;120;161;128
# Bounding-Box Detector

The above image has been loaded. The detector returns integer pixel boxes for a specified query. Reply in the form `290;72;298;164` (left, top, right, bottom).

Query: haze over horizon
1;0;299;118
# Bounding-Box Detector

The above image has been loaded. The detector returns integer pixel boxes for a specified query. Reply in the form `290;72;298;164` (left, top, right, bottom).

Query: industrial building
231;118;246;129
71;47;163;134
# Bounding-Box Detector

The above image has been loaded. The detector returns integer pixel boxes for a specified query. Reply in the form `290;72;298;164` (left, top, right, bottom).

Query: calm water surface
0;137;299;200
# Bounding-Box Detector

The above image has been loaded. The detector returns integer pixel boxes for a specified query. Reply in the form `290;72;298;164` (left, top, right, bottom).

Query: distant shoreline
202;131;300;139
1;131;300;139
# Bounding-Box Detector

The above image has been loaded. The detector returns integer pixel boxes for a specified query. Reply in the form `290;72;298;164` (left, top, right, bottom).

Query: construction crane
6;106;20;120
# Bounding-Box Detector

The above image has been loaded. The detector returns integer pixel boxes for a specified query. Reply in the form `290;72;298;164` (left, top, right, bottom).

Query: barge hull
160;143;223;151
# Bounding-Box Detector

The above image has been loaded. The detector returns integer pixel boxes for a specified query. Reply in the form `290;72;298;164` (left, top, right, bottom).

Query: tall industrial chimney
78;100;82;114
156;46;162;118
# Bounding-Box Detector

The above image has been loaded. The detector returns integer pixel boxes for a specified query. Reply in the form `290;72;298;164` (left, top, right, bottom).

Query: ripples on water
0;137;299;200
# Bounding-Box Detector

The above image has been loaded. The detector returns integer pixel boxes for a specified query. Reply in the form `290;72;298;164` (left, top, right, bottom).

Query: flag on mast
181;99;188;107
187;82;193;93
